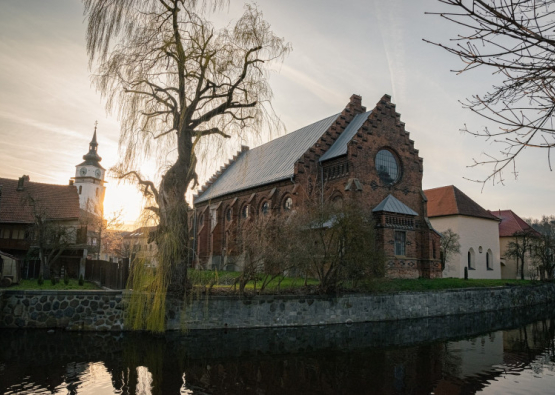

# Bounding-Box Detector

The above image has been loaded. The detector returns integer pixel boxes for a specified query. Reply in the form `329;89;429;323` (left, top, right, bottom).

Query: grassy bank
189;269;534;294
7;279;100;291
358;278;533;294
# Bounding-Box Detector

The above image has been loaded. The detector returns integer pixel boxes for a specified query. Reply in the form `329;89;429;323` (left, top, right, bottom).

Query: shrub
37;275;44;286
78;274;84;286
50;277;56;286
64;274;69;285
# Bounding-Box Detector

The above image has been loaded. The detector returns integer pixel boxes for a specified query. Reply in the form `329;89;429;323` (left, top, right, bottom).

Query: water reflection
1;305;555;394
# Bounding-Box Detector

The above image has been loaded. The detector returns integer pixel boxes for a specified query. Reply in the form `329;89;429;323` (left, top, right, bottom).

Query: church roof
372;194;418;216
320;110;372;162
424;185;499;221
0;177;80;224
194;113;339;204
490;209;540;237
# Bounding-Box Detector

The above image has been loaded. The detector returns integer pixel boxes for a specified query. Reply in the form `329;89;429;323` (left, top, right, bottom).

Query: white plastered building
424;186;501;279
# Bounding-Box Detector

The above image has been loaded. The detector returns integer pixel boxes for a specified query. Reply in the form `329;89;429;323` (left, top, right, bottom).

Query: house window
486;249;493;270
394;231;406;256
468;248;475;269
261;201;269;216
283;197;293;211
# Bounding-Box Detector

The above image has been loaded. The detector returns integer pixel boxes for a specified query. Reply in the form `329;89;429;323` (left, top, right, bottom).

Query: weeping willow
83;0;290;331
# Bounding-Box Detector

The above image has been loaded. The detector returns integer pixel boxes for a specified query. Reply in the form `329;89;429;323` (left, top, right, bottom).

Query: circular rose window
375;150;400;185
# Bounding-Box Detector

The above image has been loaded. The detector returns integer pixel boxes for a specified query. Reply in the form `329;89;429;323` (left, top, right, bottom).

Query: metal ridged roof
372;194;418;216
195;113;339;204
319;111;372;162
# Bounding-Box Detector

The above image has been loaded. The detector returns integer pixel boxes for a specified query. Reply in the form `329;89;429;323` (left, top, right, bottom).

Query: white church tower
72;125;106;214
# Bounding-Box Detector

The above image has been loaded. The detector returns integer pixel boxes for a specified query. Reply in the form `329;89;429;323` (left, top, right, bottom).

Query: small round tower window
375;150;400;185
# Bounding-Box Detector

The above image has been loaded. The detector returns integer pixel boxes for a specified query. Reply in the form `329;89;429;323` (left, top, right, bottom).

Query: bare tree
235;213;300;294
505;229;539;280
83;0;291;304
426;0;555;184
292;202;385;294
25;196;78;280
529;215;555;279
439;228;461;271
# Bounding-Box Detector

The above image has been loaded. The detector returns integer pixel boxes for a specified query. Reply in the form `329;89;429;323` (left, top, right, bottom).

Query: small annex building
425;185;501;279
191;94;442;279
490;210;541;279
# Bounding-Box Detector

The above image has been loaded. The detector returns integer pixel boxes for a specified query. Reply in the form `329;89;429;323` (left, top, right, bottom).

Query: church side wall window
394;231;406;256
468;248;475;270
79;186;82;194
486;249;493;270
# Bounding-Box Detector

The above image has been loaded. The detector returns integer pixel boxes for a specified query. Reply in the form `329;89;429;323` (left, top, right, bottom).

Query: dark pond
1;304;555;395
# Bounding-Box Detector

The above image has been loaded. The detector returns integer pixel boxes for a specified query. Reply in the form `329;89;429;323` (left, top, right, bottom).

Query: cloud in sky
0;0;553;222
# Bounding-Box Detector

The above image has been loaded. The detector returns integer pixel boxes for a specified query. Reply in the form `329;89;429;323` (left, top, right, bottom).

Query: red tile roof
489;209;540;237
424;185;499;221
0;177;80;224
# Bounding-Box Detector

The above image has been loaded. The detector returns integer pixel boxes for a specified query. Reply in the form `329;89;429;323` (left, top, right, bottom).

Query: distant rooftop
424;185;499;221
0;176;80;223
490;209;540;237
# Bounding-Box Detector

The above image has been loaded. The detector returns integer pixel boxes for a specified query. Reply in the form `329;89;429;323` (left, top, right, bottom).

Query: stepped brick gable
191;94;442;279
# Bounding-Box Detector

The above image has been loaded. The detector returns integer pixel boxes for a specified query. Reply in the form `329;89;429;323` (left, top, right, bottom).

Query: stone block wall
1;284;554;331
168;283;555;330
0;290;124;331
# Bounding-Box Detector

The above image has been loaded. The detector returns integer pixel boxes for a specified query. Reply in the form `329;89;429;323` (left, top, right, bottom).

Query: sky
0;0;553;226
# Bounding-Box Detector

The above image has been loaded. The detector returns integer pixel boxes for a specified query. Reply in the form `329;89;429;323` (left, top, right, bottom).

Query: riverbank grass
8;279;100;290
359;278;532;293
189;270;532;294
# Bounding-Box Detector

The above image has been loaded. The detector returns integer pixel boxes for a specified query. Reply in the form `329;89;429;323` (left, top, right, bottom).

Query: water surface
1;305;555;394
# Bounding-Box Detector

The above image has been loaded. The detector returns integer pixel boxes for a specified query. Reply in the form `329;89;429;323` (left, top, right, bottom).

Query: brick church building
191;94;442;279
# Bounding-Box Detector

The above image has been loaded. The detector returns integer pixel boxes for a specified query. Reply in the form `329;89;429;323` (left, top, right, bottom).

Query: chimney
69;180;74;186
17;175;30;191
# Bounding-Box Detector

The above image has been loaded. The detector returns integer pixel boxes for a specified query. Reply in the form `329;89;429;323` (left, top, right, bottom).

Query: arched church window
332;195;343;209
226;207;232;222
468;248;475;270
376;149;400;185
242;205;250;219
283;197;293;211
261;201;269;216
486;249;493;270
79;186;82;194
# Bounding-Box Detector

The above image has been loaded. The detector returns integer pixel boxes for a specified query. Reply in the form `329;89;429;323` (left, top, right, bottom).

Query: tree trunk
157;150;192;295
39;250;51;280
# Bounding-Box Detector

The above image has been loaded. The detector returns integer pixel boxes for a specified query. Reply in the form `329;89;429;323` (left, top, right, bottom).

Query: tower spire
82;122;102;164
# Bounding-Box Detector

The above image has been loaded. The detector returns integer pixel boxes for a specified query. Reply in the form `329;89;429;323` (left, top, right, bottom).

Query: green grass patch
358;278;533;294
7;279;100;291
188;269;535;294
188;269;319;292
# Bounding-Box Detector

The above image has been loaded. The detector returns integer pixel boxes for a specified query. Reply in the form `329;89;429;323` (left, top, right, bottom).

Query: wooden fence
85;259;129;290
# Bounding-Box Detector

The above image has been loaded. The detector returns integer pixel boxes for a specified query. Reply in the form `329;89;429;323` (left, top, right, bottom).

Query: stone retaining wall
0;290;124;331
1;284;554;331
